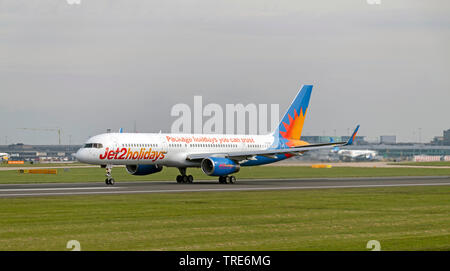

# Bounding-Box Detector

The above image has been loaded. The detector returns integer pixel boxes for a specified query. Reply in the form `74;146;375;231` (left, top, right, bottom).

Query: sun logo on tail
279;108;307;147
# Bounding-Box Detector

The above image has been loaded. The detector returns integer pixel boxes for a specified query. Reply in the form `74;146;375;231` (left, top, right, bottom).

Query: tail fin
272;85;313;148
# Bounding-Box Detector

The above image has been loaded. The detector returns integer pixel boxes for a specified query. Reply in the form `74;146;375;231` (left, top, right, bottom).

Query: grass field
1;166;450;184
0;186;448;251
388;161;450;167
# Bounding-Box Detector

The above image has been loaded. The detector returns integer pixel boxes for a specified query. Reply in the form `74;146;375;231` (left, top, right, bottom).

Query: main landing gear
176;168;194;183
219;175;236;184
174;168;237;184
105;165;115;186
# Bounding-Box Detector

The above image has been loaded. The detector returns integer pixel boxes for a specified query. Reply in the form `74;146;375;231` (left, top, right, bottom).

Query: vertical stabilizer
272;85;313;148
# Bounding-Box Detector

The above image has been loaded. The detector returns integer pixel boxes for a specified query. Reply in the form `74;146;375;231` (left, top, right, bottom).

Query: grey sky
1;0;449;145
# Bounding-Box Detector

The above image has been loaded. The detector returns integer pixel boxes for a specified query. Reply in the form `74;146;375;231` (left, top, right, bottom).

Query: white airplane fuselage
76;132;277;167
337;149;377;160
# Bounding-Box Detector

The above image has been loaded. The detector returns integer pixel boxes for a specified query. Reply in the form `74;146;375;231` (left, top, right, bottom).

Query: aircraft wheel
229;176;236;184
225;176;231;184
188;175;194;183
182;175;189;183
219;176;226;184
105;178;115;185
176;175;182;183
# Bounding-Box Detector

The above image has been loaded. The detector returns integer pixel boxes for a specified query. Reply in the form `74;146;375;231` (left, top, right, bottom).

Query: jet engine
201;157;240;176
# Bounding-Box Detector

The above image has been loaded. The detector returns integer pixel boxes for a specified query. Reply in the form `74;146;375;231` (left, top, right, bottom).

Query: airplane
329;139;377;161
0;153;9;161
334;149;378;161
75;85;360;185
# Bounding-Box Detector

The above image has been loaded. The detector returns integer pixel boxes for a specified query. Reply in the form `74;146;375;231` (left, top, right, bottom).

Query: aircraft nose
74;149;81;161
75;148;87;163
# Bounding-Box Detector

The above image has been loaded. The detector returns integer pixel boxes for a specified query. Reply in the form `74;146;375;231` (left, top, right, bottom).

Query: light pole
419;128;422;144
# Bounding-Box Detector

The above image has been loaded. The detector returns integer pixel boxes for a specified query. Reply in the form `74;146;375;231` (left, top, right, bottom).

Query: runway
0;176;449;197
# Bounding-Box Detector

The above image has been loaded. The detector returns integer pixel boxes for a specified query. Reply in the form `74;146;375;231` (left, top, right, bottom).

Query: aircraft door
159;133;168;152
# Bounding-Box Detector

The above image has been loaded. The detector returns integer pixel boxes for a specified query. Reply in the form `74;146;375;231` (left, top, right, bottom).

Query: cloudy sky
1;0;449;145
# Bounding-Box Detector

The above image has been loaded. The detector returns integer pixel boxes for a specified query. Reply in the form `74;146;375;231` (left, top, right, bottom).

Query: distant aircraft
335;149;378;161
75;84;360;185
329;138;377;161
0;153;9;161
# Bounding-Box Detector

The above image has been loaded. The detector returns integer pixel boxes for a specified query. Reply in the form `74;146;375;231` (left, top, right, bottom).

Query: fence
413;155;441;162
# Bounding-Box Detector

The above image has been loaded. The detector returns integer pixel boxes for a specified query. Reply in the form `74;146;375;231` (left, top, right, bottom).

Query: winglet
119;128;123;133
345;125;360;145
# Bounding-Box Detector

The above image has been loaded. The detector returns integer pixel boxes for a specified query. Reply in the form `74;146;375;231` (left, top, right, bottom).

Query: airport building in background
301;136;368;145
431;129;450;146
0;144;79;162
444;129;450;145
380;135;396;145
298;129;450;161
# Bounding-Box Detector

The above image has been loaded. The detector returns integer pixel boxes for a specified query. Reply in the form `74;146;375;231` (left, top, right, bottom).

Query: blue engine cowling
125;165;163;175
201;157;240;176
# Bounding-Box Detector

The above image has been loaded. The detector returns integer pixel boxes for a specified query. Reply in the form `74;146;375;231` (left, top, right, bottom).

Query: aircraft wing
187;125;360;162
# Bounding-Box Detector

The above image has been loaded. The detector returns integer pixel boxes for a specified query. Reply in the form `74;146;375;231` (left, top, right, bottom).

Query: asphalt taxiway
0;176;449;197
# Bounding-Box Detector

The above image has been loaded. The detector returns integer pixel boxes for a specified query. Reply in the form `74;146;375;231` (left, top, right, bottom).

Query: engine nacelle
125;165;163;175
201;157;240;176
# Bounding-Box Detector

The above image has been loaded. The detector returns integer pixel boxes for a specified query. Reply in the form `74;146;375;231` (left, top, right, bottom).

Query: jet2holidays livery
76;85;360;185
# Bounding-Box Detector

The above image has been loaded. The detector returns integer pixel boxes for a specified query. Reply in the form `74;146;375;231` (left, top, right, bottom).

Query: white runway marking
0;187;121;192
0;182;449;197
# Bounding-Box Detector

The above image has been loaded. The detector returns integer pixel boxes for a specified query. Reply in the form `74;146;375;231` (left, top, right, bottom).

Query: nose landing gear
105;178;115;185
105;164;115;186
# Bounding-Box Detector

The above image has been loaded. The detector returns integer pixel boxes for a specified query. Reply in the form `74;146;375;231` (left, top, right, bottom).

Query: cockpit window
84;143;103;148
